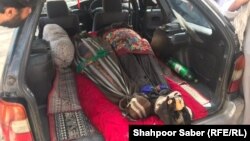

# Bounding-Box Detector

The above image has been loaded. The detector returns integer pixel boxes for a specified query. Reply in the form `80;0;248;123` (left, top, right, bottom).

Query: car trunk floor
160;62;211;107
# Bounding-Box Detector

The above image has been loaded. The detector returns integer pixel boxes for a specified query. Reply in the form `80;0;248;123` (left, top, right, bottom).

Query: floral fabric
103;28;153;55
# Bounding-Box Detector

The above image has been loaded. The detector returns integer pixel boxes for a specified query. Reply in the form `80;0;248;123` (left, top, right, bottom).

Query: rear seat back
92;0;129;31
38;1;80;38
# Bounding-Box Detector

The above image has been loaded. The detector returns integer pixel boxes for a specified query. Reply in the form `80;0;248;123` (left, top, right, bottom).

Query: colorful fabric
102;28;153;55
102;27;169;92
49;110;98;141
73;36;135;104
48;68;82;114
48;69;101;141
76;49;109;72
75;74;208;141
74;30;193;124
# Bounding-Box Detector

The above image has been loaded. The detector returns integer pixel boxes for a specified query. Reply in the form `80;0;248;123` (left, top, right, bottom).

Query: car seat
38;0;80;38
92;0;129;31
26;39;55;106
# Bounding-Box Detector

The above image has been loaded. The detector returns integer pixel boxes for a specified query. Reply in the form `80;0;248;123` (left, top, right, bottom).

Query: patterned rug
49;110;98;141
48;68;101;141
48;68;82;114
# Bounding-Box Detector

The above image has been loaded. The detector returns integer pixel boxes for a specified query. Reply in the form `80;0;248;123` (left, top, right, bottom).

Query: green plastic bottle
167;58;198;82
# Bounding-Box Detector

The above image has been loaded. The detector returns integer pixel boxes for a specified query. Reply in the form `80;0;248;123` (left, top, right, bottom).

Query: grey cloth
43;24;75;69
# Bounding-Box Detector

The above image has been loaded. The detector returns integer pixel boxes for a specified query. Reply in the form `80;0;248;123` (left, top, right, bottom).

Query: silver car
0;0;249;141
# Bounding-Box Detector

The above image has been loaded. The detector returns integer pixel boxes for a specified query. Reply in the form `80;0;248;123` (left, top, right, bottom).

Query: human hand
228;0;249;11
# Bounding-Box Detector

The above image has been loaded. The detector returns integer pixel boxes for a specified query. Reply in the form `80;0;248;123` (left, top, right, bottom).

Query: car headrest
103;0;122;13
47;1;69;18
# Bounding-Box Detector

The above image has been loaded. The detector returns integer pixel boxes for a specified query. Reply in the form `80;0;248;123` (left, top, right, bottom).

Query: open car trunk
21;0;240;141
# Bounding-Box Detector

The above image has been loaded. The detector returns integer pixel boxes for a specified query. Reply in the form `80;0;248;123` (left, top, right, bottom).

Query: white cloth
216;0;235;11
212;0;250;50
232;2;250;49
213;0;240;19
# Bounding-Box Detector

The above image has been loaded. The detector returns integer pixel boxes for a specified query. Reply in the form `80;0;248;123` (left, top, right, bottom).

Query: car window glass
167;0;211;28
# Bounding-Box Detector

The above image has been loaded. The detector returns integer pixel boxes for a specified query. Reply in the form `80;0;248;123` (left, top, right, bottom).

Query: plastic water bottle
167;58;198;82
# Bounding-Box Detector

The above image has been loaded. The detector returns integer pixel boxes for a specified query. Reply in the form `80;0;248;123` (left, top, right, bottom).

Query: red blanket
76;74;208;141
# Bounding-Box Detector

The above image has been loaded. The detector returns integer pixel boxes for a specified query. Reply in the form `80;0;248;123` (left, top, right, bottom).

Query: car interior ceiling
24;0;229;139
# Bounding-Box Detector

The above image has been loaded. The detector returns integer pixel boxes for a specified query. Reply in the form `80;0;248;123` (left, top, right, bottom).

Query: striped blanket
73;36;135;104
